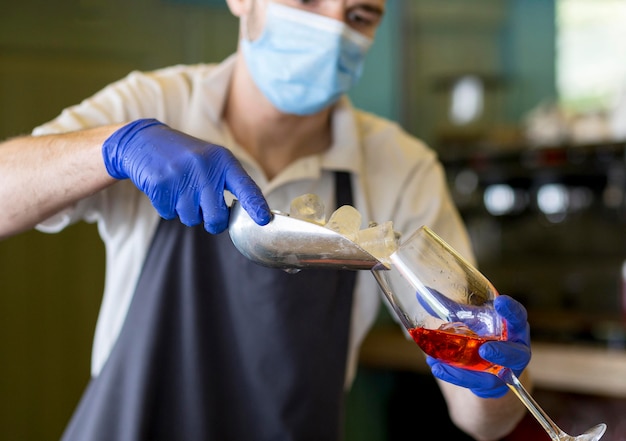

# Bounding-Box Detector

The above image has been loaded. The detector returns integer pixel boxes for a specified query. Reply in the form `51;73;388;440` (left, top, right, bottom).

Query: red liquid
409;324;502;373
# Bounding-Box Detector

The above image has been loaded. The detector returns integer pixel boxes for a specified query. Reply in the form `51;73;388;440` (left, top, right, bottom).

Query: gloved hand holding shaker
102;118;271;234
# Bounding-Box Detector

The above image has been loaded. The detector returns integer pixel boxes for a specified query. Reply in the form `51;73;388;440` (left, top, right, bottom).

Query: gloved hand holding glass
372;226;606;441
102;119;271;234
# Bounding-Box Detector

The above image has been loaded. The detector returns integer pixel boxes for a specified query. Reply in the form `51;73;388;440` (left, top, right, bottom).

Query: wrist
102;118;164;179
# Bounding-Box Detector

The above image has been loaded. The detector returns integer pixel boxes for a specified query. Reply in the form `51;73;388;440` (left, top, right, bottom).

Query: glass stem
498;367;567;441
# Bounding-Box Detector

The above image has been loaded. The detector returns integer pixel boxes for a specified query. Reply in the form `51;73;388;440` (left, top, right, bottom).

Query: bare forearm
438;369;531;441
0;124;123;239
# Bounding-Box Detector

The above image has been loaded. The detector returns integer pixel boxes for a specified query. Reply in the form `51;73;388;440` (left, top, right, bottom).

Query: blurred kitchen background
2;0;626;440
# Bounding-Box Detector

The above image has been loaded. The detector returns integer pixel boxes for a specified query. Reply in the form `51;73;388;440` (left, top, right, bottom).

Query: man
0;1;531;440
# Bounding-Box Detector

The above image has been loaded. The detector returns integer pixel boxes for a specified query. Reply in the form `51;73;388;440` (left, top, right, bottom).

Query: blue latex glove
426;294;531;398
102;119;271;234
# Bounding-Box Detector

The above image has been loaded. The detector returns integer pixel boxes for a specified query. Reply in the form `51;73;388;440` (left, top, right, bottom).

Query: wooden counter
359;327;626;398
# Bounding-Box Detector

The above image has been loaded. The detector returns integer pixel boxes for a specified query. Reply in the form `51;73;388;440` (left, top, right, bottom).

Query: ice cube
289;193;326;225
439;322;477;336
354;221;398;263
325;205;362;239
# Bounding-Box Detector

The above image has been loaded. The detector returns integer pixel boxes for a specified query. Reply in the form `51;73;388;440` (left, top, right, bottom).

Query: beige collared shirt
33;54;474;388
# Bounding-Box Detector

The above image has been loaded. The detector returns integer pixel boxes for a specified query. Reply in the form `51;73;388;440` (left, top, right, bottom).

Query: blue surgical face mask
241;2;373;115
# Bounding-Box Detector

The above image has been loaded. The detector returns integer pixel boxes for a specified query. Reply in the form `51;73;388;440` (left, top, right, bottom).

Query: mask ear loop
242;0;269;43
241;12;251;43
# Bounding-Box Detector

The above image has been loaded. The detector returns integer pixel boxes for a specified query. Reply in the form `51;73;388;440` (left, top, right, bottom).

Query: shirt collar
323;96;363;177
199;54;237;124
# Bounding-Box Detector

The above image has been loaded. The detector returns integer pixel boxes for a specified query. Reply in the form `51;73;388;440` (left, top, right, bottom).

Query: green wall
349;0;401;122
501;0;558;122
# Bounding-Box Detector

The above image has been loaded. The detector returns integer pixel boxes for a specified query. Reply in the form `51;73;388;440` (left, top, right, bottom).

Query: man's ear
225;0;251;17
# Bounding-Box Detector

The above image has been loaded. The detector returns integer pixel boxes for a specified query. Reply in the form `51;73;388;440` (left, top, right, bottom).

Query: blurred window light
484;184;516;216
557;0;626;114
569;186;594;211
454;169;479;195
449;75;484;125
537;183;569;215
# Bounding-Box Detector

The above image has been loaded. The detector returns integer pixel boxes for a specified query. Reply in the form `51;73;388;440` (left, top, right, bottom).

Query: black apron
61;172;356;441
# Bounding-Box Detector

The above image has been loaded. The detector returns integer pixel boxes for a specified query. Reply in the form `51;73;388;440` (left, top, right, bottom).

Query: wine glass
371;225;607;441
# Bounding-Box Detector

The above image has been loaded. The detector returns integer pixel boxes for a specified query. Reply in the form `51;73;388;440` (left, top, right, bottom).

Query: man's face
246;0;386;40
